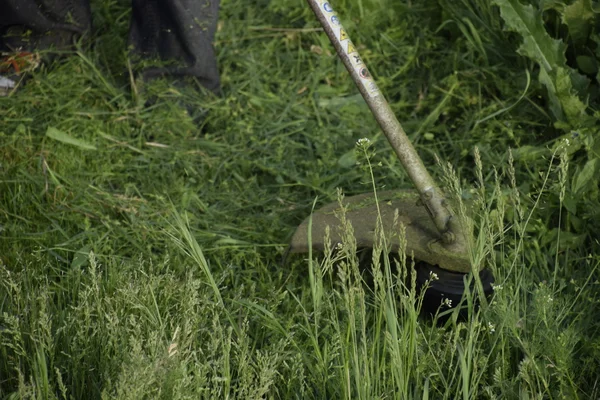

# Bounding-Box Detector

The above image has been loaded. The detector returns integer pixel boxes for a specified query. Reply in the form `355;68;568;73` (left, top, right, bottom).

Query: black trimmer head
415;263;494;322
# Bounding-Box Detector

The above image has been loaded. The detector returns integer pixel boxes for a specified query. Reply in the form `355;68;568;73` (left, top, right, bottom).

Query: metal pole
306;0;457;242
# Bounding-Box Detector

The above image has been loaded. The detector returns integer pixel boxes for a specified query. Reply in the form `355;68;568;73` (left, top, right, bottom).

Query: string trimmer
288;0;494;314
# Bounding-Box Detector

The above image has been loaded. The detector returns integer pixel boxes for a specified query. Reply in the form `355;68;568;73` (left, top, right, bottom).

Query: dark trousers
0;0;221;91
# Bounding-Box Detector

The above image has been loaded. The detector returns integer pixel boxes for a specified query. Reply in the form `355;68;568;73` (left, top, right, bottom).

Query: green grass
1;0;600;398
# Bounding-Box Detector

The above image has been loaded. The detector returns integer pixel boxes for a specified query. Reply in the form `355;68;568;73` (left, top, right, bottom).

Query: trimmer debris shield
289;190;473;273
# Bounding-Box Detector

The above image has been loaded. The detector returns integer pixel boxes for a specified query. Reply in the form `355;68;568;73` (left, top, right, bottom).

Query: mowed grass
1;0;599;398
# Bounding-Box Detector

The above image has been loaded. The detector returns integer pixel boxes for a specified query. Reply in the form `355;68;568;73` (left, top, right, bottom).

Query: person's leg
129;0;220;93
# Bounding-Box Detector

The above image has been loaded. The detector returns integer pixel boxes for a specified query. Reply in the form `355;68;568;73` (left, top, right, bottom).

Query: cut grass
1;0;600;398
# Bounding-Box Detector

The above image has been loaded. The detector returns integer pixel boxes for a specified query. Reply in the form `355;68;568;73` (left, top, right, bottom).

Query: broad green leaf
541;228;584;251
512;144;550;161
538;67;588;124
562;0;596;45
569;66;592;95
46;127;97;150
563;193;578;214
555;67;589;123
572;157;600;194
71;245;92;269
493;0;566;70
538;67;564;121
337;149;357;168
576;55;598;75
492;0;591;128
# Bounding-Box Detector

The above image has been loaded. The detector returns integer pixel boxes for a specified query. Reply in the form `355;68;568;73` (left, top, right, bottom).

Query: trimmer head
289;0;496;317
288;190;473;273
293;0;495;316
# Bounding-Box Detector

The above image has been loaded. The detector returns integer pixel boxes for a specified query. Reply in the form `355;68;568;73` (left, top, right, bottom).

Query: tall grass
2;139;597;398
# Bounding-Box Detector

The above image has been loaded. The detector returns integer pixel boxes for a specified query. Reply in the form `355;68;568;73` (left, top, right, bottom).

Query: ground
1;0;599;398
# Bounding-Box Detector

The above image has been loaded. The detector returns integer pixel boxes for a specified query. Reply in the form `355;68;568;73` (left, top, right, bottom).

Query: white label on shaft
317;0;381;98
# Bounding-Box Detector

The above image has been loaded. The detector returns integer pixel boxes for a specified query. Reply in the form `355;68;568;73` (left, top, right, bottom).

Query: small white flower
491;283;503;291
488;322;495;333
356;137;371;146
429;271;439;281
442;298;453;307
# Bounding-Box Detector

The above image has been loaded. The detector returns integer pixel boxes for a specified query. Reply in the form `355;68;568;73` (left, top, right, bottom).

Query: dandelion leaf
492;0;566;69
562;0;596;45
493;0;591;128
